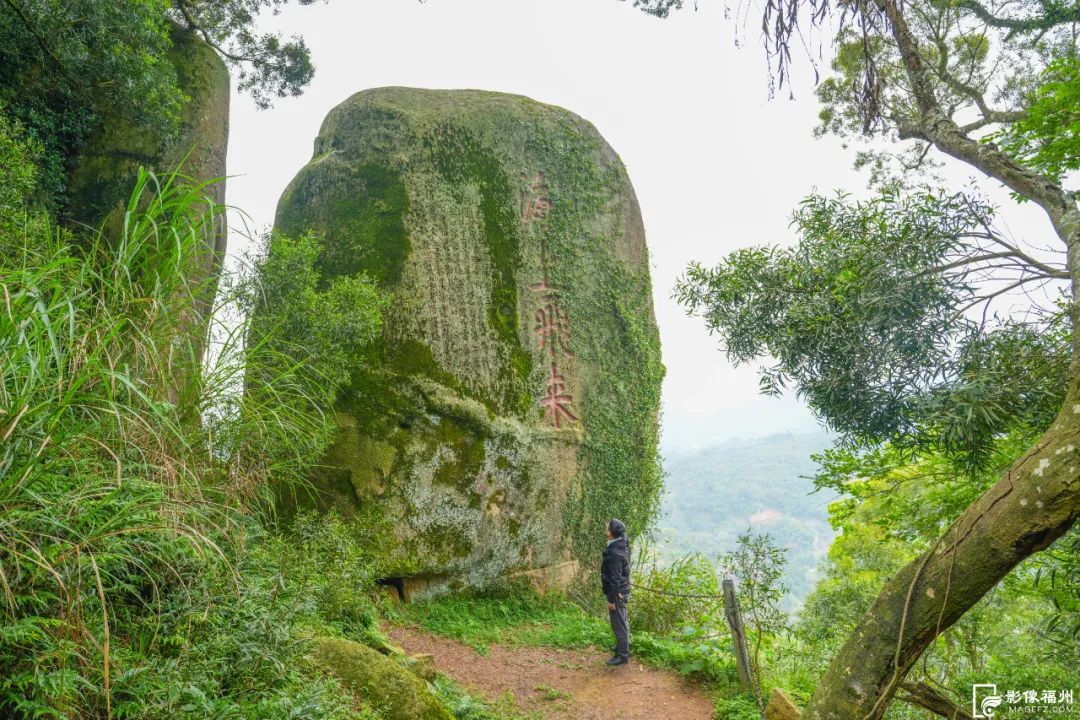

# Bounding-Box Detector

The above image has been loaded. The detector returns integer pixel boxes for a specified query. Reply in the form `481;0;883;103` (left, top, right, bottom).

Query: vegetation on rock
0;0;322;210
313;637;454;720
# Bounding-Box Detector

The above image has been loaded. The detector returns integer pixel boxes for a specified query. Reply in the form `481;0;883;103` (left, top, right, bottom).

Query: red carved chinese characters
540;363;578;428
530;281;573;361
521;172;553;222
523;171;577;428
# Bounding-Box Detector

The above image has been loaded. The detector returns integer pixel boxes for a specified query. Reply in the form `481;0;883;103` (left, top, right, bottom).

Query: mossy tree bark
801;0;1080;716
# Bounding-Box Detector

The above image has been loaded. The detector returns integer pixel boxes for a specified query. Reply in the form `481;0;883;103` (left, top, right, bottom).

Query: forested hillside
657;433;834;600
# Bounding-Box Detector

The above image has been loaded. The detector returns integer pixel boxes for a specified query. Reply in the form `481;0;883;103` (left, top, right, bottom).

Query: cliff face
276;87;663;591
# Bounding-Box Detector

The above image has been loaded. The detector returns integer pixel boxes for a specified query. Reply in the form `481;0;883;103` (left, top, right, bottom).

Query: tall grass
0;168;376;719
0;169;229;715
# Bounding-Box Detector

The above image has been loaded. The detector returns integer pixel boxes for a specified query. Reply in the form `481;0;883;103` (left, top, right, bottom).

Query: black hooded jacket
600;535;632;603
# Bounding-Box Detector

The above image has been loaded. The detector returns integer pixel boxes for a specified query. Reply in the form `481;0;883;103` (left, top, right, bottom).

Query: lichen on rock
275;87;663;593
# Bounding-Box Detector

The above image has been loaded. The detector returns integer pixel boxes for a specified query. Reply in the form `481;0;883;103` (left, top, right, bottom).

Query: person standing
600;518;631;666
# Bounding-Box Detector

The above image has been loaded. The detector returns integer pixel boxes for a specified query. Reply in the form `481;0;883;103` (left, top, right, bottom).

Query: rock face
65;24;229;284
276;87;663;592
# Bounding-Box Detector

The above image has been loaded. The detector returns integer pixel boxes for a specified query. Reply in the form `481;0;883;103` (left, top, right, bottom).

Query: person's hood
606;535;629;550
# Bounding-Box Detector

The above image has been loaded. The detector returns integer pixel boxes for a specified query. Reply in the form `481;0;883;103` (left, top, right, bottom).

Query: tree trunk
801;389;1080;719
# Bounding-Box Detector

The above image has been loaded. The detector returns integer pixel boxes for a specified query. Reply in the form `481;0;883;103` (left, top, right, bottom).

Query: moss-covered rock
312;637;453;720
275;87;664;590
65;23;229;276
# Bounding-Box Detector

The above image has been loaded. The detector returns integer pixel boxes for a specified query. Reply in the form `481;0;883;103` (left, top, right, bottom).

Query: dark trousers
608;594;630;659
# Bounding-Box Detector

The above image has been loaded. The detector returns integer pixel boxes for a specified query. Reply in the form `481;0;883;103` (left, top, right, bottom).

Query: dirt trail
386;625;715;720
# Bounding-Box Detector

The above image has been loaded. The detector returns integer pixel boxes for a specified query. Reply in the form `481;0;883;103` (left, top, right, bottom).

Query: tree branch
1;0;71;79
923;250;1067;279
173;0;249;63
898;681;975;720
956;0;1080;36
874;0;1080;275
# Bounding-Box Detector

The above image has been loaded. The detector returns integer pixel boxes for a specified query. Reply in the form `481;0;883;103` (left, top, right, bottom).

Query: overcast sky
223;0;1058;452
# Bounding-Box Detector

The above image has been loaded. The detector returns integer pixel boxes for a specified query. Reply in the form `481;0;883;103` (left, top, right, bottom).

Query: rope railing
583;552;759;705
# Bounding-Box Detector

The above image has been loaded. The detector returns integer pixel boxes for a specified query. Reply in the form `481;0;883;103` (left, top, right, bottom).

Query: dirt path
386;624;715;720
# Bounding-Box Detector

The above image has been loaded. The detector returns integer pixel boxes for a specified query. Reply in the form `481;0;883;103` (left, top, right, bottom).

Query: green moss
527;121;666;566
382;339;474;405
315;162;408;287
409;505;474;563
342;365;416;437
432;417;486;491
312;637;453;720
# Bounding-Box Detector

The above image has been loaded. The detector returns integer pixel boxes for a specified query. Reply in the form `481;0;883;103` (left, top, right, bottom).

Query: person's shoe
606;656;629;666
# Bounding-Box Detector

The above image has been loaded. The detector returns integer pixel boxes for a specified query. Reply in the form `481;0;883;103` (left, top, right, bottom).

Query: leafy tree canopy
0;0;324;204
994;55;1080;182
675;187;1070;468
172;0;321;108
625;0;686;17
799;437;1080;691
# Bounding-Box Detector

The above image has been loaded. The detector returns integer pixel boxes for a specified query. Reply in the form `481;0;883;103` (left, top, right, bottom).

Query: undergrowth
430;676;540;720
387;538;799;718
0;158;387;718
0;140;557;720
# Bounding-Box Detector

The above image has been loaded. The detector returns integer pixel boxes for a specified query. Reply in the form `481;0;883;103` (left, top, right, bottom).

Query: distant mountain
654;431;836;602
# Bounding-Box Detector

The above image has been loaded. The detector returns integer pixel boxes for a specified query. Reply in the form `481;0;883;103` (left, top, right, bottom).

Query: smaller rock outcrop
312;637;452;720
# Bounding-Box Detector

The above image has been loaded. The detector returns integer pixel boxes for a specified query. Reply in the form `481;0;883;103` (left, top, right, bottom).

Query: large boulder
276;87;663;591
64;25;229;393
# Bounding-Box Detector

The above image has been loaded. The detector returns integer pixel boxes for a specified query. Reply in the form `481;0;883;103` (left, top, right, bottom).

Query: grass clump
429;677;537;720
533;684;570;702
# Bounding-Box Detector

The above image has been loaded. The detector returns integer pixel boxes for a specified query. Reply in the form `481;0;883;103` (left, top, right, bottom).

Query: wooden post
722;577;754;691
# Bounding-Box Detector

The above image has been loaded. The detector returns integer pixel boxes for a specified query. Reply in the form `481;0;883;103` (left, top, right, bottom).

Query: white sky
223;0;1060;452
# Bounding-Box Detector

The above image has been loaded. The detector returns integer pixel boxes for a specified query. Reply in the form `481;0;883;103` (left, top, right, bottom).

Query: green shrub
430;676;527;720
713;693;761;720
277;511;383;641
0;109;39;230
631;548;725;637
